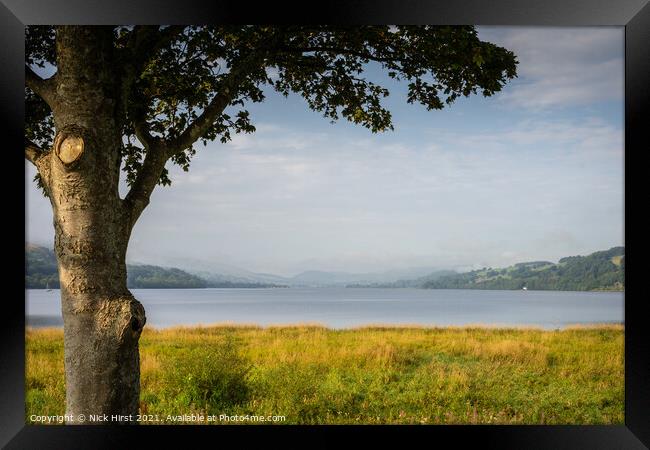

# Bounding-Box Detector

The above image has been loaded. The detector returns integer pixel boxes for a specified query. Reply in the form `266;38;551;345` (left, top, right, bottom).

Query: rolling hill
26;244;624;291
421;247;624;291
25;244;284;289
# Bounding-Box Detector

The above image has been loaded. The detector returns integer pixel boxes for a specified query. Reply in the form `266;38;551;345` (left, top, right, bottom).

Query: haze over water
27;288;624;330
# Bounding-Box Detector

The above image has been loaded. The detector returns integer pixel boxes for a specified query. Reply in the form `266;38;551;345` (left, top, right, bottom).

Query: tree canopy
26;26;517;204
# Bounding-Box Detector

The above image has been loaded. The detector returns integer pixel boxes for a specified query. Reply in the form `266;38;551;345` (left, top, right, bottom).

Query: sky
25;26;625;276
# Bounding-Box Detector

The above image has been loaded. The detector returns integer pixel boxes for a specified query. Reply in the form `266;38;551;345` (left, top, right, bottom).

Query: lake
25;288;624;329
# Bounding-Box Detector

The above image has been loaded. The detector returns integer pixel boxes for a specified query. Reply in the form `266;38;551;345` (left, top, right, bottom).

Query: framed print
2;0;649;448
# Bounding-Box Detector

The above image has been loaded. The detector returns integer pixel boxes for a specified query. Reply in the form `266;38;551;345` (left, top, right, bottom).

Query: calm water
25;288;624;329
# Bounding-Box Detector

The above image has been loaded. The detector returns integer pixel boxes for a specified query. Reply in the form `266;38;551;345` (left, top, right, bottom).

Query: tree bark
44;26;146;423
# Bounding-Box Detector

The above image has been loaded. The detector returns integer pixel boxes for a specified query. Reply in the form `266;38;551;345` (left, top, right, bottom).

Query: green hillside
25;245;60;289
25;245;280;289
422;247;624;291
126;265;206;289
27;244;624;291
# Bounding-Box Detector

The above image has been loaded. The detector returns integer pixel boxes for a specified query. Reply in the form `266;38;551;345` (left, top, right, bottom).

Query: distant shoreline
26;245;624;292
25;286;290;290
25;286;623;292
26;322;625;331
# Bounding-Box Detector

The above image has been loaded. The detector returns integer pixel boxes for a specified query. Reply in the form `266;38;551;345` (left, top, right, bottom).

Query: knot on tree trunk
126;297;147;337
53;125;89;168
93;295;146;341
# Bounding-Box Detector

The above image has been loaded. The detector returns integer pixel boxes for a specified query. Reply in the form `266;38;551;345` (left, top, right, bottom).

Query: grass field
26;324;624;425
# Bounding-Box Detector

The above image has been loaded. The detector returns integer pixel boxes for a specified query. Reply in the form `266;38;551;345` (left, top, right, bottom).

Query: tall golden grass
26;324;624;425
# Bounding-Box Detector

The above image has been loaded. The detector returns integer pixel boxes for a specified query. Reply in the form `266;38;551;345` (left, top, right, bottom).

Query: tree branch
119;26;186;115
131;26;185;65
25;65;57;106
123;141;169;227
133;119;156;150
123;31;278;220
25;139;46;166
125;25;186;80
25;138;52;190
124;116;163;224
164;52;266;156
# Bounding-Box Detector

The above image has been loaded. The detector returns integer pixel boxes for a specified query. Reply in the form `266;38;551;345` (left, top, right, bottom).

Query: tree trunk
46;26;146;423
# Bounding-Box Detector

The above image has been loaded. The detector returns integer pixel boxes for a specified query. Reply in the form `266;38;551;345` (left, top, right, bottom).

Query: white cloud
114;113;622;273
26;27;624;274
27;112;623;273
478;27;623;110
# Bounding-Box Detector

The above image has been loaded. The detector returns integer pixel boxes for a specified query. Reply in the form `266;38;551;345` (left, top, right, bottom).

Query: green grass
26;324;624;425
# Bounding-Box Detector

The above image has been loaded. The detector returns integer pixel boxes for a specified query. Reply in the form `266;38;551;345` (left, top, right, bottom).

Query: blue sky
26;26;624;275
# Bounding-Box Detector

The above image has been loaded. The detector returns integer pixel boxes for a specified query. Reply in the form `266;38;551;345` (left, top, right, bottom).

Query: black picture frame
2;0;648;448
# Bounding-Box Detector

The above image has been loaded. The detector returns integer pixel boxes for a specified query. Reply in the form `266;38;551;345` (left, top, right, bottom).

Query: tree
25;25;517;421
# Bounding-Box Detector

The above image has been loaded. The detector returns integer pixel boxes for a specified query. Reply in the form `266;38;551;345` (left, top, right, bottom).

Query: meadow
26;324;624;425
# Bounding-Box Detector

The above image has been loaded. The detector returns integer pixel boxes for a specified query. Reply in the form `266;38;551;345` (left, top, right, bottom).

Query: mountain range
142;255;448;287
26;244;624;291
